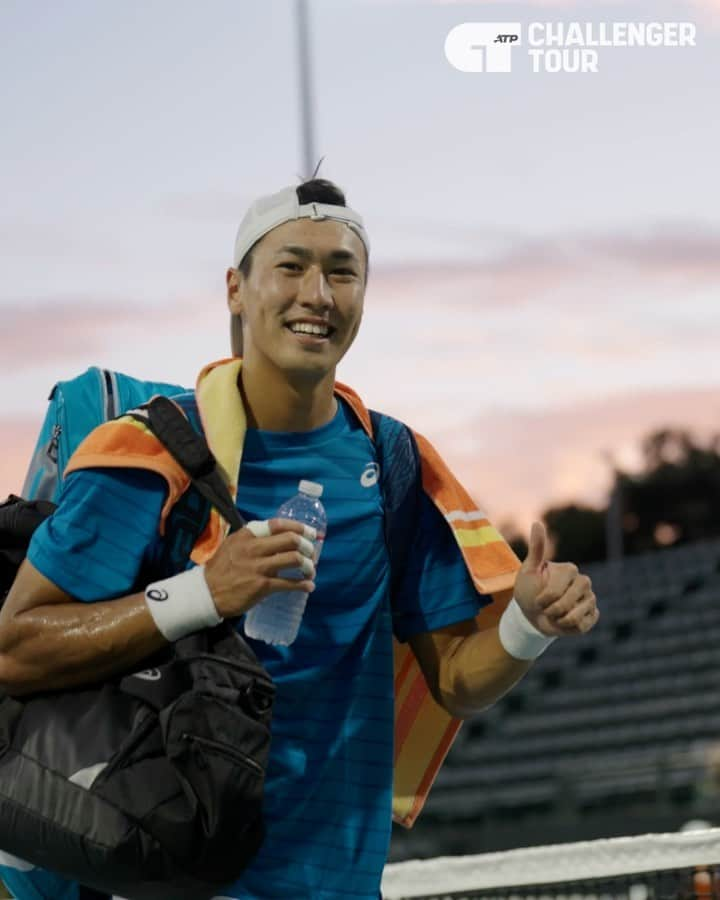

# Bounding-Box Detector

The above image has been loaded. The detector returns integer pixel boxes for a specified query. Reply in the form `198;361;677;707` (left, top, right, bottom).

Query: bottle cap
299;480;323;498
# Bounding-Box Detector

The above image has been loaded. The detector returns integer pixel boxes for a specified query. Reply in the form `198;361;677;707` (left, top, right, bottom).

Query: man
0;179;598;899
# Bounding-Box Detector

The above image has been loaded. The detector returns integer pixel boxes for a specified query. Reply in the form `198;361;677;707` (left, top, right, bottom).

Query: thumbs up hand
513;522;599;637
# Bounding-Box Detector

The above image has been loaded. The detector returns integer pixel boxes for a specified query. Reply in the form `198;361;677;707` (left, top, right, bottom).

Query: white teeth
289;323;330;336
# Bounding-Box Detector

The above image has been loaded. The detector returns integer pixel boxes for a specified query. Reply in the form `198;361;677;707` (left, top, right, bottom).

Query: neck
239;356;338;432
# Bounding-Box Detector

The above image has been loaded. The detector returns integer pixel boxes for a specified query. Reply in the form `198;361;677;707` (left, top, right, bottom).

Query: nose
296;265;334;311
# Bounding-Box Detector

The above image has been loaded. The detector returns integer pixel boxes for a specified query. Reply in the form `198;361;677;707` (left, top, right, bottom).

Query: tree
542;428;720;563
619;428;720;555
543;504;606;564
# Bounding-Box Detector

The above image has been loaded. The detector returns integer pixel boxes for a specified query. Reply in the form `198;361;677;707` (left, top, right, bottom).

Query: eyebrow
277;245;360;265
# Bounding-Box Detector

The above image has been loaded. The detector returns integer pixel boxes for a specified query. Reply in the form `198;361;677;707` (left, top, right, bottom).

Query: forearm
0;518;314;697
438;627;532;718
0;592;166;696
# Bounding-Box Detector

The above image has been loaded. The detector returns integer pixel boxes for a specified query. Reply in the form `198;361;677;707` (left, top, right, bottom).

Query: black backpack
0;397;275;899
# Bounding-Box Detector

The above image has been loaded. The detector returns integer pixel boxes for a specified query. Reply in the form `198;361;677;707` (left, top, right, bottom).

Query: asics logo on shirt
360;462;380;487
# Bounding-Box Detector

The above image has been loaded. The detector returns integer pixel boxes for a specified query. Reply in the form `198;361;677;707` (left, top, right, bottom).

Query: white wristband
498;597;556;661
144;565;222;642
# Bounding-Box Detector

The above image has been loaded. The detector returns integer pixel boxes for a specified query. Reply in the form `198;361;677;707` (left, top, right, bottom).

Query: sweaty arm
409;519;599;717
409;619;531;719
394;493;532;719
0;468;316;697
0;560;165;696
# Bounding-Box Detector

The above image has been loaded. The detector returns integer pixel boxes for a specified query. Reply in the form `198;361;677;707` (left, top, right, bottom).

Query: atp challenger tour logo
445;21;696;74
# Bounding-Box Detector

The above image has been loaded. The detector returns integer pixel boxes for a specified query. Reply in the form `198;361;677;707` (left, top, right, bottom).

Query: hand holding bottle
203;517;317;620
244;481;327;646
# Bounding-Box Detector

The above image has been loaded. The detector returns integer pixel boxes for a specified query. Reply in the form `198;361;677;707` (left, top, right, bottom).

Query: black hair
237;178;347;278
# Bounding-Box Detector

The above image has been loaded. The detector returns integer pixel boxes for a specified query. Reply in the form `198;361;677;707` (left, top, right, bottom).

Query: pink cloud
0;418;41;498
0;297;221;371
0;303;141;366
2;222;717;377
432;0;623;5
419;385;720;534
368;223;720;310
589;226;720;275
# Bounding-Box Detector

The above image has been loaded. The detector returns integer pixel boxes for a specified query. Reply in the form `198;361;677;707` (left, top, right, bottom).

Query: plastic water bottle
243;480;326;646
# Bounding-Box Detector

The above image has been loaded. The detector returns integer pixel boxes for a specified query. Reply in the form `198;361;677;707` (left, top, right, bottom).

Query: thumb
523;521;548;572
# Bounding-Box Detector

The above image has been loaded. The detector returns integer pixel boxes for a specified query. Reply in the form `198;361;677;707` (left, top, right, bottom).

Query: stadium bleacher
390;538;720;861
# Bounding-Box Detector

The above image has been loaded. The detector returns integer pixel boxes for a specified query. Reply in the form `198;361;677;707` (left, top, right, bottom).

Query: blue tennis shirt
21;398;485;900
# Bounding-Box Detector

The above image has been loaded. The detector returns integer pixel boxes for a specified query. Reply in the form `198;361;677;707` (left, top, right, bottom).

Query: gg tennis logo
444;22;697;74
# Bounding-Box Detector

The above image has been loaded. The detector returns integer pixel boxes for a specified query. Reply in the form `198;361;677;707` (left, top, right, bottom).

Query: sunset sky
2;0;719;537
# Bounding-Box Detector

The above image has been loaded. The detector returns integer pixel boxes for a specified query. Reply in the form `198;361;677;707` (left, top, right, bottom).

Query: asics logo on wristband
360;462;380;487
133;669;162;681
144;566;222;643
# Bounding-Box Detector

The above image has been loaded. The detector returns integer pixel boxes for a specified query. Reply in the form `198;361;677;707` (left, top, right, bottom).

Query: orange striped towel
335;383;520;826
67;358;521;827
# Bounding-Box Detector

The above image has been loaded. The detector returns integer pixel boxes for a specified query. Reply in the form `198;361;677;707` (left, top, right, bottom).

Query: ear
226;267;244;317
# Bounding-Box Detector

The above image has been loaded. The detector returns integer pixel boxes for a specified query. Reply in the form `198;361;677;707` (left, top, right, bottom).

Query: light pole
296;0;317;179
601;450;623;564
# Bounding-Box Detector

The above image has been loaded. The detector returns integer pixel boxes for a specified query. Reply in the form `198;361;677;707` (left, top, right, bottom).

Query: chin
254;333;350;381
277;349;337;383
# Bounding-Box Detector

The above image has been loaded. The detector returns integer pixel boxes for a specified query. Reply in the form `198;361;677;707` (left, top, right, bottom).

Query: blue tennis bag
22;367;188;503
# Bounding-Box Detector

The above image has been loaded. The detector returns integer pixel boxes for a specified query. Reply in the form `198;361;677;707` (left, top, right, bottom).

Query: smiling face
227;218;367;384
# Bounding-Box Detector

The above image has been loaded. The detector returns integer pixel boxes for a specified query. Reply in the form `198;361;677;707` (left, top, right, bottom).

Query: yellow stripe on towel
454;525;505;548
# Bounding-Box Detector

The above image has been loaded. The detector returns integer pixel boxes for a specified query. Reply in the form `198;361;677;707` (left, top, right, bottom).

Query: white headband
232;185;370;268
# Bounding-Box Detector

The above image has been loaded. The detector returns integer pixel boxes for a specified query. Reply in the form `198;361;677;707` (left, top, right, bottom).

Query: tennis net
382;828;720;899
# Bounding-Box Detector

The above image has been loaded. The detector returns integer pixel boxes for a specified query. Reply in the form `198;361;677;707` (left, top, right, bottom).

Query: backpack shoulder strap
128;395;245;535
369;409;422;598
126;395;246;580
